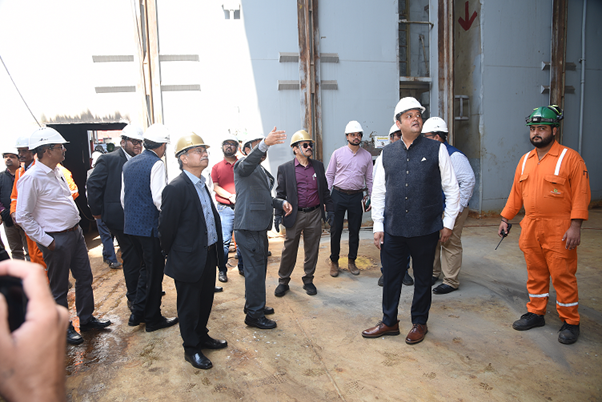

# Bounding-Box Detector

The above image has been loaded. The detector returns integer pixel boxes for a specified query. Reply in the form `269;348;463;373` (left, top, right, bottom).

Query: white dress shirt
450;152;476;210
16;161;81;247
372;142;460;233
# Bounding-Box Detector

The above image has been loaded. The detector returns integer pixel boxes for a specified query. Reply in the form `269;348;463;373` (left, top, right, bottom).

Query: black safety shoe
558;322;580;345
403;272;414;286
512;312;545;331
274;284;289;297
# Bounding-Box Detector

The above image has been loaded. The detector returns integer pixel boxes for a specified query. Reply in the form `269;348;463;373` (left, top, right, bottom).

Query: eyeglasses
126;138;143;146
389;132;401;139
223;141;238;147
49;144;65;150
423;133;436;139
300;142;313;149
347;133;363;138
187;147;208;155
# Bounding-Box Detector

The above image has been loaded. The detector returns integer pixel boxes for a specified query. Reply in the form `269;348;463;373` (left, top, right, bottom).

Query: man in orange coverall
10;135;79;272
498;105;590;345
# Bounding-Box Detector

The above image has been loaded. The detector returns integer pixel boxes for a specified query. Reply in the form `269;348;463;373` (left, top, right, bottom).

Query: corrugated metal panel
92;55;134;63
159;54;200;62
95;86;136;93
161;84;201;91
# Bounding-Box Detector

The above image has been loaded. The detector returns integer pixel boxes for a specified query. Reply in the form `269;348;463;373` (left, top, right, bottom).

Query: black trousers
174;246;217;354
131;235;164;324
329;189;363;262
111;228;145;312
381;231;439;326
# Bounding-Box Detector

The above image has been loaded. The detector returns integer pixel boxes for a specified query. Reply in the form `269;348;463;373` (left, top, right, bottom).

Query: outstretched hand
264;127;286;147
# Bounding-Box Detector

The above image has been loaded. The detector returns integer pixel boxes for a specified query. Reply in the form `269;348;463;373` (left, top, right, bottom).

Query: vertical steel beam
437;0;454;144
297;0;322;161
550;0;567;143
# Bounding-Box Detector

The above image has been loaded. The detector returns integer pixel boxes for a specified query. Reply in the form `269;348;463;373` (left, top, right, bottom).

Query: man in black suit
234;128;292;330
273;130;334;297
87;124;145;318
159;133;226;370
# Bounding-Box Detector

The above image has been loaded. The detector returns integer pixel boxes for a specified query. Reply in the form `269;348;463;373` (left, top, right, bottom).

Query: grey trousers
4;224;28;260
235;229;268;319
38;226;95;324
278;207;322;285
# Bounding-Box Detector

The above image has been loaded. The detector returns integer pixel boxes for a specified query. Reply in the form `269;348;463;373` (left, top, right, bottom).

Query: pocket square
421;157;427;162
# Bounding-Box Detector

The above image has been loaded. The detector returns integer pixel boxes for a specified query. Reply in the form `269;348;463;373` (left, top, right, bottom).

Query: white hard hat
393;97;425;122
389;123;400;136
121;123;145;141
29;127;69;150
422;117;448;134
15;135;30;149
345;120;363;134
2;148;18;157
239;132;264;155
144;123;170;144
222;134;239;145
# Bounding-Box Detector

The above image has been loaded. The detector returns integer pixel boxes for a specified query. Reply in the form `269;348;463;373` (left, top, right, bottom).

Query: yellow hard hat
290;130;313;147
175;132;209;156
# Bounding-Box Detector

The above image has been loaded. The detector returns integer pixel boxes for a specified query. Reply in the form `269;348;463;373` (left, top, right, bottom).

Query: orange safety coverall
11;161;79;271
501;141;590;325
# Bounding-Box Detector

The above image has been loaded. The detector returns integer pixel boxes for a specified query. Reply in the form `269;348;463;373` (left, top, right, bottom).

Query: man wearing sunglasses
325;121;373;277
87;124;145;319
211;135;243;282
273;130;333;297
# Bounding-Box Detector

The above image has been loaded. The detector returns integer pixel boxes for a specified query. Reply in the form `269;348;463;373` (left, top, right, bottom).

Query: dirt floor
63;210;602;401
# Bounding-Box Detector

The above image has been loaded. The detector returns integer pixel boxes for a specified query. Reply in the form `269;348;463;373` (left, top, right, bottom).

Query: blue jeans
96;219;117;263
217;204;235;273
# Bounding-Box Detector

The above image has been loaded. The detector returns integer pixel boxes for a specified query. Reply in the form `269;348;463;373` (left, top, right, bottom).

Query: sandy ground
62;211;602;401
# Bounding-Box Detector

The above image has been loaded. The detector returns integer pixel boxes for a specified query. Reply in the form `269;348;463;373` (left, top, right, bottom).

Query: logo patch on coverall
551;188;562;195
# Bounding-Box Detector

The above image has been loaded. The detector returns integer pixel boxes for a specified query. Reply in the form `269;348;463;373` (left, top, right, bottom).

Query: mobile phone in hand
0;275;28;332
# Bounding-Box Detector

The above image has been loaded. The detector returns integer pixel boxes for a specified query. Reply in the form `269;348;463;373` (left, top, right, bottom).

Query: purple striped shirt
325;145;373;195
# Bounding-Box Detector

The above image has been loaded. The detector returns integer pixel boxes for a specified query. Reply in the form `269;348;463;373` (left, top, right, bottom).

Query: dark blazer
87;148;128;231
276;158;333;228
233;144;285;232
159;171;224;283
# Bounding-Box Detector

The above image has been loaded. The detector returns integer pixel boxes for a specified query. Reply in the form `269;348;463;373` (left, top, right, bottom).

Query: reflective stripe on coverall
501;141;590;325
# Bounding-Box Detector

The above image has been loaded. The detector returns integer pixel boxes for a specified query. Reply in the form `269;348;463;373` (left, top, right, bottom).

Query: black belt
298;205;320;213
333;186;364;195
218;203;235;209
48;225;78;234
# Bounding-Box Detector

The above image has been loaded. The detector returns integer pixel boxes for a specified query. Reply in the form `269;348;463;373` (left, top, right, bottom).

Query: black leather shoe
378;275;384;287
267;250;272;257
67;322;83;345
80;316;112;331
403;272;414;286
218;271;228;283
433;283;458;294
558;322;580;344
238;269;244;276
303;283;317;296
274;284;289;297
201;335;228;350
128;313;144;326
244;306;275;315
512;312;545;331
214;286;223;293
431;276;439;286
184;351;212;369
245;315;277;329
146;316;179;332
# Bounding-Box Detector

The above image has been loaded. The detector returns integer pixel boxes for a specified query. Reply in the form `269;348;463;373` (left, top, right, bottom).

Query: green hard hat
526;105;563;126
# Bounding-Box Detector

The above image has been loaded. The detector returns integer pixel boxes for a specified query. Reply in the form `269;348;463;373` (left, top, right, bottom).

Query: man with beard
0;148;28;259
499;105;590;345
211;134;243;281
87;124;145;314
325;121;373;277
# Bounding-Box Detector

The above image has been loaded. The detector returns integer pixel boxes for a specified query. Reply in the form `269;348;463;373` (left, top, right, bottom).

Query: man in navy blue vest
422;117;475;294
122;123;178;332
363;98;460;344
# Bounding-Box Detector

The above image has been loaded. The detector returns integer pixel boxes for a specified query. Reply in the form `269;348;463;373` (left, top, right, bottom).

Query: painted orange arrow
458;1;477;31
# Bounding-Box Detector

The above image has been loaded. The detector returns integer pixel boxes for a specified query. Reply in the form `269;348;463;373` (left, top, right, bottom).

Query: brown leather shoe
405;324;428;344
362;321;400;338
328;258;340;277
348;260;360;275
